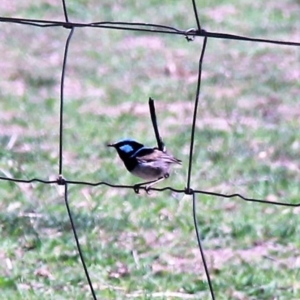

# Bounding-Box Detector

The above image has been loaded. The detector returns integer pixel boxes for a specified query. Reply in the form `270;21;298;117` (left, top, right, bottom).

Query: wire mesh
0;0;299;299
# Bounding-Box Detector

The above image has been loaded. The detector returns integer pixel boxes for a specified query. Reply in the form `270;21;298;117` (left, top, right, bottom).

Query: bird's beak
107;143;115;147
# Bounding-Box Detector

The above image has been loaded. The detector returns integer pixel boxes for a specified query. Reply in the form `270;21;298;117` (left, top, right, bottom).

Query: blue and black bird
107;138;181;192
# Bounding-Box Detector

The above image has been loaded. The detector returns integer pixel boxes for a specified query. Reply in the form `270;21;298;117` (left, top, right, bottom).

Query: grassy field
0;0;300;299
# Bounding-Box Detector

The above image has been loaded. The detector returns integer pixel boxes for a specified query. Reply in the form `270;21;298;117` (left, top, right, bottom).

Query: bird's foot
144;185;152;195
133;184;152;194
133;179;158;194
133;184;141;194
133;176;167;195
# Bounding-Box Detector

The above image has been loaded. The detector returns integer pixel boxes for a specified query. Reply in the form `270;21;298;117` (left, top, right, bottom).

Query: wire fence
0;1;300;299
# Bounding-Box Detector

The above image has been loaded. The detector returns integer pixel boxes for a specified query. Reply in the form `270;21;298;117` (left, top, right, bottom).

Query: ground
0;0;299;299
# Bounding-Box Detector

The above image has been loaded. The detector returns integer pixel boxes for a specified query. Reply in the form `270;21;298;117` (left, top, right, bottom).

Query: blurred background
0;1;299;299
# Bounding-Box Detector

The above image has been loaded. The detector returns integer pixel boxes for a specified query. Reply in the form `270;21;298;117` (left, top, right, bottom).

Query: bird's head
107;138;144;160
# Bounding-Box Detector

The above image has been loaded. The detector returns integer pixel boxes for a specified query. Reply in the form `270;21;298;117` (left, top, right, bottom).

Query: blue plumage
119;144;134;154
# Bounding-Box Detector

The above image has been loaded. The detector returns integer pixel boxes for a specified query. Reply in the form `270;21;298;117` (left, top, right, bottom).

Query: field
0;0;300;299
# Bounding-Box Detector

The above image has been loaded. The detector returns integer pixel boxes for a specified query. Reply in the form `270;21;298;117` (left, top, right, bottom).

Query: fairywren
107;138;181;192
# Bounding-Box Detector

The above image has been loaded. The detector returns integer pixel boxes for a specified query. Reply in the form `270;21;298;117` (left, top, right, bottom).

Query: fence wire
0;0;300;299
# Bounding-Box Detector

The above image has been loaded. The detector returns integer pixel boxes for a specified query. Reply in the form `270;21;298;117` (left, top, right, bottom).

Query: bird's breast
130;162;167;180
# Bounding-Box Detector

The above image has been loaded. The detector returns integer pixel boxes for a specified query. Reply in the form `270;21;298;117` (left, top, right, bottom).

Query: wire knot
56;174;66;185
185;28;196;42
63;23;73;29
184;187;194;195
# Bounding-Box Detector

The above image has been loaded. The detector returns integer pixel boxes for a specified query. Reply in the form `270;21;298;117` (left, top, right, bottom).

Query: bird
107;138;181;193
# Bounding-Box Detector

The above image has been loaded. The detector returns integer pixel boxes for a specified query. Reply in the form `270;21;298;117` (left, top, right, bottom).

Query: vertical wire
192;193;215;300
59;27;74;175
59;2;96;297
186;37;207;190
63;183;98;300
61;0;69;23
191;0;201;31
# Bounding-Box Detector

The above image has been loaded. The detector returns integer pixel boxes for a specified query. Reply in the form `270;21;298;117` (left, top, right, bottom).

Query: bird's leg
144;177;165;194
145;173;170;194
133;173;170;194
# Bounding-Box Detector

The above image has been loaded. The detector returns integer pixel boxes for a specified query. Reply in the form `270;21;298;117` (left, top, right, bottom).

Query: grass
0;0;300;299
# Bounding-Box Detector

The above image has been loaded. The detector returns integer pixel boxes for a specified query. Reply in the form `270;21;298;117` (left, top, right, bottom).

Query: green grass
0;0;300;299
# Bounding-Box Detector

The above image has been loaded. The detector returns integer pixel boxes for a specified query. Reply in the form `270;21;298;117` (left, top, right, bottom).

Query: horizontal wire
0;17;299;47
0;176;57;184
0;176;298;207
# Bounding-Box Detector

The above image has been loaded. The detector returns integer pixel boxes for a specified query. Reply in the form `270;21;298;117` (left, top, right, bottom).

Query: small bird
107;138;181;193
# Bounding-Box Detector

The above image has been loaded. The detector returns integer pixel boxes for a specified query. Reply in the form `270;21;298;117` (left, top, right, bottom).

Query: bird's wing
134;148;182;165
